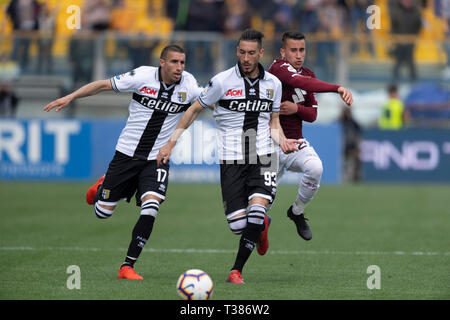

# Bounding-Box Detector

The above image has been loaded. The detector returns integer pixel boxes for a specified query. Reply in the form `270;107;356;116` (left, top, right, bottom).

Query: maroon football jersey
268;59;340;139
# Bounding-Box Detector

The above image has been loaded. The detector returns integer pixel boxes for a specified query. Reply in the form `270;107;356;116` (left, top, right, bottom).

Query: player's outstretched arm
290;76;353;106
43;79;112;112
273;66;340;93
270;112;299;154
156;100;204;166
290;75;353;106
270;62;353;106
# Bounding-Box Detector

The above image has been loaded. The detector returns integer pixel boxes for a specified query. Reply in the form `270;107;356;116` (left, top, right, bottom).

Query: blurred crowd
3;0;389;36
0;0;448;84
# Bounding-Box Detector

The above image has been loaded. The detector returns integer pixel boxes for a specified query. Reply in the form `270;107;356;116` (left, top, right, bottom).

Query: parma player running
157;29;299;284
268;31;353;240
43;45;202;280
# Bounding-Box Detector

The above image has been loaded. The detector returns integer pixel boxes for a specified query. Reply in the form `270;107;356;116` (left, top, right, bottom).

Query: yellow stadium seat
373;0;445;63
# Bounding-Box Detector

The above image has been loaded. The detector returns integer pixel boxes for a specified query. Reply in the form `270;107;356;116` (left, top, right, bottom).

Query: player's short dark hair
281;31;306;48
387;83;398;94
160;44;185;59
238;29;264;48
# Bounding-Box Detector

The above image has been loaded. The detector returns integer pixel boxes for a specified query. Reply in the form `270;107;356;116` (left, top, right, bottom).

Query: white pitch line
0;246;449;256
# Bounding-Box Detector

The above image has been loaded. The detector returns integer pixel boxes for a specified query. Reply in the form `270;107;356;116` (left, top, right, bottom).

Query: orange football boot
118;265;143;280
86;175;105;205
226;270;245;284
256;215;271;255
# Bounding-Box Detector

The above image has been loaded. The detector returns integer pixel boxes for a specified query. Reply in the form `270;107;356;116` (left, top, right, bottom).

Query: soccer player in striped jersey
268;31;353;241
43;45;202;280
157;29;300;284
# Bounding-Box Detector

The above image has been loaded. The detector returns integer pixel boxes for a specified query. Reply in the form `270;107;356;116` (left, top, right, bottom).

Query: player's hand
156;142;175;166
43;95;72;112
337;87;353;106
280;101;298;115
280;138;299;154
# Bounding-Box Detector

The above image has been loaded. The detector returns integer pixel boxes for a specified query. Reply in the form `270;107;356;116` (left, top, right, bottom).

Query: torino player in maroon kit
268;31;353;241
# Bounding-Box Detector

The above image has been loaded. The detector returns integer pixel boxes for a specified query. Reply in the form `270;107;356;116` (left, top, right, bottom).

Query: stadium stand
0;0;448;123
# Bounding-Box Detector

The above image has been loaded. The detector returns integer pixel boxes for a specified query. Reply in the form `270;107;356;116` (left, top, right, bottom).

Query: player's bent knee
94;201;116;219
226;210;247;235
304;158;323;182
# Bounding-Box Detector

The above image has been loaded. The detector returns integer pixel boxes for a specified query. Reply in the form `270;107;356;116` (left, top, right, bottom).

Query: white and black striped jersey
110;66;202;160
198;63;282;161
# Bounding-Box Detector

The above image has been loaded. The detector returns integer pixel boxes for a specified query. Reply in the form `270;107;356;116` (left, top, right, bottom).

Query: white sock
292;199;306;215
293;173;320;216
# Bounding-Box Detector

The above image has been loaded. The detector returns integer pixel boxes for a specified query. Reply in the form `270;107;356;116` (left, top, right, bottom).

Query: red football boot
256;215;271;255
118;265;143;280
86;175;105;205
226;270;245;284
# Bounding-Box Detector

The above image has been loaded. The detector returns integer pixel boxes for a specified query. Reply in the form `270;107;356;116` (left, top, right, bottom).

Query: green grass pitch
0;182;449;300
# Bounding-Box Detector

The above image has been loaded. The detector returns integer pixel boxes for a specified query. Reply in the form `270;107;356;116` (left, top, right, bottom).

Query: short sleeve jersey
198;63;282;161
110;66;202;160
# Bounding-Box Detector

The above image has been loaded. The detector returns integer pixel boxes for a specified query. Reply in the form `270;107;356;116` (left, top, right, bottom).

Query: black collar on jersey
157;66;182;86
235;62;266;80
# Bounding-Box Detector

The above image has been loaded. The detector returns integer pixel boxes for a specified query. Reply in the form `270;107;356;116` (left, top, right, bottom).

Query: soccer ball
176;269;214;300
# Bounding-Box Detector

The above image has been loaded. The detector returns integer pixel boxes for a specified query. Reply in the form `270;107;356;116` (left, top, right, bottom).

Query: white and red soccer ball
176;269;214;300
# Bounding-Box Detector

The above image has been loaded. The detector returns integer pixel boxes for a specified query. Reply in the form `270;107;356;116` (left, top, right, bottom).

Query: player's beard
241;62;258;78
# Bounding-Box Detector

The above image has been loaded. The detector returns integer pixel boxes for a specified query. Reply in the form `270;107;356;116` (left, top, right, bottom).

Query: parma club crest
177;92;187;103
266;89;274;99
102;189;110;200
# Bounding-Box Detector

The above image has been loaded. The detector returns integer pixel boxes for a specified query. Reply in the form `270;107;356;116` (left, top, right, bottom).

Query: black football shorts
219;153;277;215
95;151;170;206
